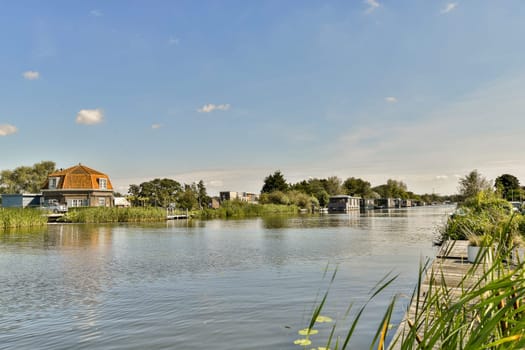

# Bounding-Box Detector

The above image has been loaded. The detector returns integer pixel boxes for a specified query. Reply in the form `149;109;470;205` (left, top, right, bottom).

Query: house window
49;177;60;189
98;198;106;207
70;199;87;207
99;178;107;190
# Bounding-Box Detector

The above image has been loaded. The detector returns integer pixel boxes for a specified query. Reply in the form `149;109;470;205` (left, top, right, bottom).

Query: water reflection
0;206;455;350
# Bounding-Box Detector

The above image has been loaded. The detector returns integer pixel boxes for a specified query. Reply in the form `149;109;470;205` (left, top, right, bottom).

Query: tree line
259;170;448;207
1;162;524;209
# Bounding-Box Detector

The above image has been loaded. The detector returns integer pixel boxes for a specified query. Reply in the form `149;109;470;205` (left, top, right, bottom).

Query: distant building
41;163;114;208
114;197;131;208
1;193;43;208
327;195;360;212
210;197;221;209
219;191;259;203
220;191;238;201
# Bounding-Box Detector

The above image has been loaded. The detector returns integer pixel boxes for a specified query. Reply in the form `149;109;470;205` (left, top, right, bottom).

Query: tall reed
297;216;525;349
62;207;168;223
0;208;47;230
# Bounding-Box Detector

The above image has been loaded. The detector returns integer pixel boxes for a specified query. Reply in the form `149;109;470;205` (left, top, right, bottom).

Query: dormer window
99;178;107;190
49;177;60;189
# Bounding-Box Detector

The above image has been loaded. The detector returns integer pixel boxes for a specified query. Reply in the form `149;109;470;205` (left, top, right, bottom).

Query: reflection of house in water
327;195;360;212
360;198;375;211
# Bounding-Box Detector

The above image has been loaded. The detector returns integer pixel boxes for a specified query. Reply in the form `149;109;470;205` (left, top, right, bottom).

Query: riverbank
0;208;47;230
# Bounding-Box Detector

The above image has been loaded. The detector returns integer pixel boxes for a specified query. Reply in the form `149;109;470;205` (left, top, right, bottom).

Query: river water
0;206;454;349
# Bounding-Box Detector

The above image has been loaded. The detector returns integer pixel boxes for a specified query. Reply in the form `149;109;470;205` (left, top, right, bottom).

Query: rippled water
0;206;454;349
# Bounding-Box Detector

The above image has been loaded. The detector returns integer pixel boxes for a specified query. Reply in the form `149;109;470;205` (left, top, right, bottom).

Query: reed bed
197;201;299;219
62;207;168;223
0;208;47;230
296;217;525;350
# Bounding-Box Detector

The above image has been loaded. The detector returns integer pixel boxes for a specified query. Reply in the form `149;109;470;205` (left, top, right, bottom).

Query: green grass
0;208;47;230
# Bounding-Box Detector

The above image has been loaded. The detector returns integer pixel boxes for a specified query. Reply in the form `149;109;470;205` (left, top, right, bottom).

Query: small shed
1;194;43;208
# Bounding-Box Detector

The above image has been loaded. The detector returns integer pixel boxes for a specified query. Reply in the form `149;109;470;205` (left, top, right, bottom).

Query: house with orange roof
41;163;114;208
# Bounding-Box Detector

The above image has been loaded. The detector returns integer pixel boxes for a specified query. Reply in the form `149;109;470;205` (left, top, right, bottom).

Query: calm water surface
0;206;454;349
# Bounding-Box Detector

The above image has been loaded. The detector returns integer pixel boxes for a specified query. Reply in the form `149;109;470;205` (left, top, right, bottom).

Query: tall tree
0;161;56;194
494;174;522;201
197;180;209;209
261;170;288;193
372;179;408;198
343;177;372;198
128;178;182;207
458;170;491;200
323;176;342;195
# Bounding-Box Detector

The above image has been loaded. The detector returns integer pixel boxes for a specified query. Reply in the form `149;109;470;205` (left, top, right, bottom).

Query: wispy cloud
90;9;103;17
22;70;40;80
151;123;162;129
168;37;180;46
197;103;231;113
364;0;380;14
385;96;398;103
440;3;458;14
76;109;104;125
0;124;17;136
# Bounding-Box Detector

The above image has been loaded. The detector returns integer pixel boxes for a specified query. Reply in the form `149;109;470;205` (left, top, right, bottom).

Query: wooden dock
388;240;485;349
166;214;189;220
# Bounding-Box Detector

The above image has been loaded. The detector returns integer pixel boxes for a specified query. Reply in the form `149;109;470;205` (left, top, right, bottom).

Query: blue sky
1;0;525;195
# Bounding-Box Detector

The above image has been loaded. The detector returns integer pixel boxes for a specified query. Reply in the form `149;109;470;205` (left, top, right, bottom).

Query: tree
261;170;288;193
0;161;56;194
322;176;342;195
494;174;522;201
196;180;210;209
458;170;491;200
343;177;372;198
128;178;182;207
372;179;408;199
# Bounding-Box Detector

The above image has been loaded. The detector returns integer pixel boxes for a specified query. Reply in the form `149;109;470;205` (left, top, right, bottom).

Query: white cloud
435;175;449;180
76;109;104;125
22;71;40;80
151;123;162;129
0;124;17;136
441;3;458;14
385;96;398;103
90;9;103;17
197;103;231;113
168;37;180;46
364;0;380;14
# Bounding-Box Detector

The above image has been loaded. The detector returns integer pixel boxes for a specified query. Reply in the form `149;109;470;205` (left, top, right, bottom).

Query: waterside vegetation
293;175;525;349
0;208;47;230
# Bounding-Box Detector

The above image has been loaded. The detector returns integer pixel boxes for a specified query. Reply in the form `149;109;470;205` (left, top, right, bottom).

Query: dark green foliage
342;177;372;198
127;178;209;210
440;191;518;241
261;170;288;193
495;174;523;201
372;179;408;199
458;169;491;201
0;161;56;194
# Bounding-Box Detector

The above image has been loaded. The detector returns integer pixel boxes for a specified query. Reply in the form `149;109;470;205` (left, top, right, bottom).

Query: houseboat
327;195;360;212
